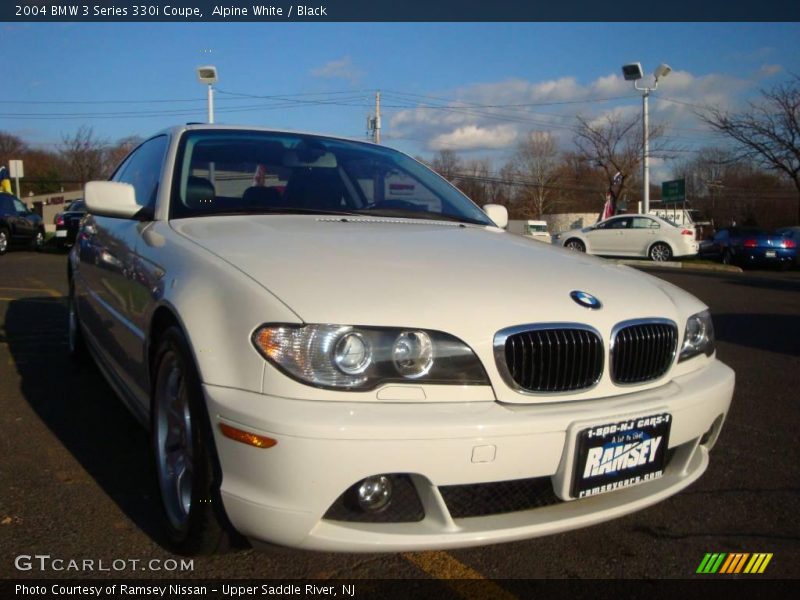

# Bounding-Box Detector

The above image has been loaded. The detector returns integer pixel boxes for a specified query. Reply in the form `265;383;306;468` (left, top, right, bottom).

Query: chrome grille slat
612;321;677;384
502;326;603;393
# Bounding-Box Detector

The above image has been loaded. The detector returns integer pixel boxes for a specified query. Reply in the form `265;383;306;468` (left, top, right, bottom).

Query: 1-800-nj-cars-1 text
69;124;734;554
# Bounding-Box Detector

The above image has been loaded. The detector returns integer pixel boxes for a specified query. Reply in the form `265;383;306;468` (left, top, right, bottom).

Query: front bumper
205;359;734;552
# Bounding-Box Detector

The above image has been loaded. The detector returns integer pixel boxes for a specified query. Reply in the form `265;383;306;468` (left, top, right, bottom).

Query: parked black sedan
54;199;86;249
708;226;797;268
0;192;44;255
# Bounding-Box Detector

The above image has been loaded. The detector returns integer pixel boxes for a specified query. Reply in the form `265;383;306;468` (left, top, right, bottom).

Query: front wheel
721;249;734;265
151;327;234;555
32;229;45;252
649;242;672;262
565;239;586;253
0;227;9;255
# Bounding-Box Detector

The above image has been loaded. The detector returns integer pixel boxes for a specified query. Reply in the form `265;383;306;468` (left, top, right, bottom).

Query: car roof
156;123;380;148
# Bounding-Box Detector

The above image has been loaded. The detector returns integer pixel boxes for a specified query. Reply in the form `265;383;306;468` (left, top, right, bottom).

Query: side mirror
482;204;508;229
85;181;143;219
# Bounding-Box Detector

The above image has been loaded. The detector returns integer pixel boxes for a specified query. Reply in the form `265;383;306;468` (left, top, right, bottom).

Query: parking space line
403;552;517;599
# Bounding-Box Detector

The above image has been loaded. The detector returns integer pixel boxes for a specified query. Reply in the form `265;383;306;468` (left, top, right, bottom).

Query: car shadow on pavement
713;313;800;357
3;296;171;549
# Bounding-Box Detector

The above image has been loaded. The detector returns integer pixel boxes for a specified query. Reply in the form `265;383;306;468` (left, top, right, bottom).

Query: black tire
151;326;235;555
67;277;87;362
565;238;586;252
0;227;8;255
32;228;45;252
649;242;672;262
721;249;734;266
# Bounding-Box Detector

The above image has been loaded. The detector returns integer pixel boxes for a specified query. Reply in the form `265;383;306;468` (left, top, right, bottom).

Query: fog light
357;475;393;512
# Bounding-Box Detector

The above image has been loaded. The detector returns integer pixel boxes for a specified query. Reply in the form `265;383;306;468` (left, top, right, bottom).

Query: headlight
679;310;715;362
253;324;489;390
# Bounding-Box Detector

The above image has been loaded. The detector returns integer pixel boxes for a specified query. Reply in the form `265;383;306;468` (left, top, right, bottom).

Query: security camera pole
196;65;218;124
621;62;671;215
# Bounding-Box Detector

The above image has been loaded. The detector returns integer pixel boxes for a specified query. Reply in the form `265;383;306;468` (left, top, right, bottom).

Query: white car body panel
70;124;734;552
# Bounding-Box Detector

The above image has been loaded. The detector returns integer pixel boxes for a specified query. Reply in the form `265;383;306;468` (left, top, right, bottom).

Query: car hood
172;215;703;332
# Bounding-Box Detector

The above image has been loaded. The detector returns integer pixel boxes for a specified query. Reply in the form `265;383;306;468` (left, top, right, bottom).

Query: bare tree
573;112;665;215
454;158;492;205
59;126;107;185
0;132;27;168
698;75;800;223
508;131;561;218
430;149;462;182
104;135;143;176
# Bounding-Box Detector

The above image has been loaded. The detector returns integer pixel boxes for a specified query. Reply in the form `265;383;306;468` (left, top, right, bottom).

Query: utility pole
367;90;381;144
375;90;381;144
622;62;671;216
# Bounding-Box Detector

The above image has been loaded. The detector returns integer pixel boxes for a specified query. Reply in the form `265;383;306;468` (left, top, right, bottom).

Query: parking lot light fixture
196;65;218;124
622;62;671;215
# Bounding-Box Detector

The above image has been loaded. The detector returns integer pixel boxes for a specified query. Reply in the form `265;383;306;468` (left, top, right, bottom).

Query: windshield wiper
350;208;489;226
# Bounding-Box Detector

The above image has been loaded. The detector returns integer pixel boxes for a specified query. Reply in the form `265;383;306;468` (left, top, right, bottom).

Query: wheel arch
147;302;194;397
648;239;675;257
565;236;587;250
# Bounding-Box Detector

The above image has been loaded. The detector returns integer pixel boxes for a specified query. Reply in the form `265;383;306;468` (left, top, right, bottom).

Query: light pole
621;62;671;215
196;65;218;123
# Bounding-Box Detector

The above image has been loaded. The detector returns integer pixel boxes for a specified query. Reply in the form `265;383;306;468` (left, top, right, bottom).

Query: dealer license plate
571;413;671;499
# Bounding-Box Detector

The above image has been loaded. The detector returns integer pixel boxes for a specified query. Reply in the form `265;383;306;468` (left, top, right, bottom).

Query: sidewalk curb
614;259;743;274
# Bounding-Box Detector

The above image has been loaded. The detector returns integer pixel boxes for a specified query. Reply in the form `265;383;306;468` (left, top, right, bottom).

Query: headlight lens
334;332;372;375
679;310;715;362
392;331;434;378
253;324;489;390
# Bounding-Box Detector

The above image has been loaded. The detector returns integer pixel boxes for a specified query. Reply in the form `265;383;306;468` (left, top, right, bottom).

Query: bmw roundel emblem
570;290;602;310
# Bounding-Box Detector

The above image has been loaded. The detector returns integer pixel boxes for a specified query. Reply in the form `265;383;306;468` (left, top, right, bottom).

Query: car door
628;216;660;256
78;135;168;410
587;217;630;254
10;197;35;241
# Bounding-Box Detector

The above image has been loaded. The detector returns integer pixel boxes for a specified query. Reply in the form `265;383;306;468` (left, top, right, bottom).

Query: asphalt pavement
1;252;798;582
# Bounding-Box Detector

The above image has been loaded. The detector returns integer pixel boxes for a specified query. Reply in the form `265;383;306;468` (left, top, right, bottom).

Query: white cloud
310;57;362;83
429;125;518;151
758;64;783;77
387;68;776;168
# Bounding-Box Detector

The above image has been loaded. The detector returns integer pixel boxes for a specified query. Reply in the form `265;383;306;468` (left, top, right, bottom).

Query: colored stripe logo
696;553;773;574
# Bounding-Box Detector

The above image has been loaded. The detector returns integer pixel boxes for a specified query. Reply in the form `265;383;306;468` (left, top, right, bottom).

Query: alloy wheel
154;353;194;534
650;243;672;262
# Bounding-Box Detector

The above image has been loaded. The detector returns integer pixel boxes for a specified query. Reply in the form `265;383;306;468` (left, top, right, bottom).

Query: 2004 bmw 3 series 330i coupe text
69;125;735;554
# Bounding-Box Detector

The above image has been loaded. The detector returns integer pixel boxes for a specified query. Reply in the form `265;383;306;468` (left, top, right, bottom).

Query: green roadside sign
662;179;685;204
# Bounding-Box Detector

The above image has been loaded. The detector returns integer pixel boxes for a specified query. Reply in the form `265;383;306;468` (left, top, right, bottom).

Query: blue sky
1;22;799;179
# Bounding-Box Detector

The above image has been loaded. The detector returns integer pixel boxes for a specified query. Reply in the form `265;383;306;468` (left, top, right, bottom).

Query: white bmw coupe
69;125;734;554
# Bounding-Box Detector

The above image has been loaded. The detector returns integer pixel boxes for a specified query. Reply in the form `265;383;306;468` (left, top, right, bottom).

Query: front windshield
170;130;494;226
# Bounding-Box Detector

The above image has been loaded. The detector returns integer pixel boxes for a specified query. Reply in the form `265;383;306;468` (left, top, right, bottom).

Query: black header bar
3;0;800;22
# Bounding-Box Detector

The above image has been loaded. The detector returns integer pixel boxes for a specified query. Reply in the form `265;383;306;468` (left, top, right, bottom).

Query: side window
12;198;27;214
115;136;168;209
632;217;659;229
608;218;631;229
